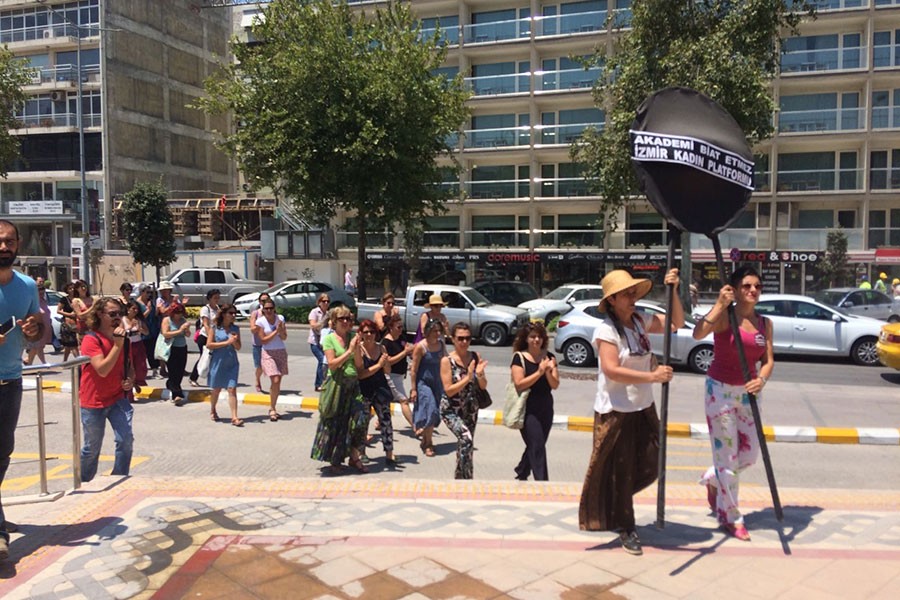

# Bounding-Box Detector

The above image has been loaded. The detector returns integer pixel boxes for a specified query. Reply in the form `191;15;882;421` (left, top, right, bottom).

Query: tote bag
154;334;172;362
197;346;211;378
502;352;529;429
318;369;345;419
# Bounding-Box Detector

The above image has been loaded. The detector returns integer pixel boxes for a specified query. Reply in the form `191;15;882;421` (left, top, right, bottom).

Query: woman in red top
692;266;774;541
79;297;135;482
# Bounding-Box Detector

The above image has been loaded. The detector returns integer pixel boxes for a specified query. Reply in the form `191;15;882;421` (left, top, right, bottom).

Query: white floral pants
699;377;761;526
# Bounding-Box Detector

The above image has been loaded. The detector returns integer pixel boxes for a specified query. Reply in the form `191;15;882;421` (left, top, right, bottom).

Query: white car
755;294;883;366
233;280;356;318
554;299;715;373
518;284;604;323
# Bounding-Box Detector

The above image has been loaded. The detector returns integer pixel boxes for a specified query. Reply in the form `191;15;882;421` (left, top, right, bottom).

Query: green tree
574;0;814;303
820;228;851;289
121;181;177;283
196;0;470;299
0;46;33;175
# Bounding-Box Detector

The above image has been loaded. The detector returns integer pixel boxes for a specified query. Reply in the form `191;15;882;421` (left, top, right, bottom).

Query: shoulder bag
473;352;492;409
318;367;345;419
154;332;173;362
502;352;529;429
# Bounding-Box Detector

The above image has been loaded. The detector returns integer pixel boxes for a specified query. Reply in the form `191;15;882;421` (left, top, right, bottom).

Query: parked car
754;294;883;366
159;268;272;305
554;300;714;373
876;322;900;370
46;289;63;342
813;288;900;322
471;280;539;307
234;280;356;318
518;284;604;323
357;284;530;346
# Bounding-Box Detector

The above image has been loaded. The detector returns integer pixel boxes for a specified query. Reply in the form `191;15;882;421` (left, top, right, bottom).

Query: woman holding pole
578;268;683;556
692;265;774;541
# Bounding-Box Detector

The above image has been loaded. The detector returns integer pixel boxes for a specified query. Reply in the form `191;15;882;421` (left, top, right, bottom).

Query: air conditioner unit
42;29;54;39
30;71;42;85
50;91;65;102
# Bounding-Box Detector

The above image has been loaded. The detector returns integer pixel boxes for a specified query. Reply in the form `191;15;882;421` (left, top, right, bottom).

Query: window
755;300;789;316
868;208;900;247
776;151;858;192
178;270;200;284
793;301;832;320
779;92;860;132
781;33;863;73
870;149;900;189
205;271;226;284
797;210;833;229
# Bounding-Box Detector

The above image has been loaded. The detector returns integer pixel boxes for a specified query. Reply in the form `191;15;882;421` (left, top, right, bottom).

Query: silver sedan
553;300;715;373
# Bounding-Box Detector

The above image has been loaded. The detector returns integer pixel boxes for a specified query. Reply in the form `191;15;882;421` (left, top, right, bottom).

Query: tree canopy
196;0;470;298
121;181;177;282
0;45;32;176
574;0;815;227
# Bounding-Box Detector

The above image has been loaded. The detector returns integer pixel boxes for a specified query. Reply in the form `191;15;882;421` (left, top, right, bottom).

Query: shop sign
8;200;63;215
730;249;819;263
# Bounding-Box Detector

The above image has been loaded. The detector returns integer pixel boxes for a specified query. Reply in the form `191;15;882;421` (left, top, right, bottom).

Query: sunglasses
227;311;237;315
455;335;472;342
263;306;276;311
104;311;121;318
741;283;763;290
361;329;376;334
337;316;352;322
319;299;330;304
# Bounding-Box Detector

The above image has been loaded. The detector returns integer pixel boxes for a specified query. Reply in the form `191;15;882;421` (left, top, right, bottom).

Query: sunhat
426;294;446;307
158;281;174;291
598;270;652;313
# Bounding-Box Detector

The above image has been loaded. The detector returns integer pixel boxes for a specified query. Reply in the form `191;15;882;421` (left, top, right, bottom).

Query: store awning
20;256;47;266
875;248;900;264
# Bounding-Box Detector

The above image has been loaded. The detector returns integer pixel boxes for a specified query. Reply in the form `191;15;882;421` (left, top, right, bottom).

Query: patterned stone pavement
1;477;899;599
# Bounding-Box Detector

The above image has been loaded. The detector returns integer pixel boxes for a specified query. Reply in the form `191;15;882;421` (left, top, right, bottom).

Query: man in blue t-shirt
0;219;43;561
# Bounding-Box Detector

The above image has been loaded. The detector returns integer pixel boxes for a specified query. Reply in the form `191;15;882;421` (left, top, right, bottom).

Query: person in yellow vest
859;275;872;290
874;272;888;294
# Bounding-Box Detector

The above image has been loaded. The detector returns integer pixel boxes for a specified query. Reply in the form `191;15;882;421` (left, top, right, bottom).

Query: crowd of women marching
26;263;772;557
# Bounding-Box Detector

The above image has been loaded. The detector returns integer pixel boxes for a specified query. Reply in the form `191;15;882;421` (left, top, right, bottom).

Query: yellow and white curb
27;378;900;445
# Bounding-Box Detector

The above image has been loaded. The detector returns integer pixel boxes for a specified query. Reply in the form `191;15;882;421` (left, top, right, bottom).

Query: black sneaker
0;537;8;561
620;530;643;556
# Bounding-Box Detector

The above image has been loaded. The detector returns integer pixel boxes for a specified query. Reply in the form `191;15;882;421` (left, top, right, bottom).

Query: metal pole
77;29;90;288
71;362;82;489
35;374;49;496
655;225;678;529
711;235;783;521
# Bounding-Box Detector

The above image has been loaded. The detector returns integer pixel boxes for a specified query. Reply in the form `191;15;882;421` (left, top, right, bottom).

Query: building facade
1;0;233;288
316;0;900;299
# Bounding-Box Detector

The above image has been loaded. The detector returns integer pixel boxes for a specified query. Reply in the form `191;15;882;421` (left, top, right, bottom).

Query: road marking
2;453;150;492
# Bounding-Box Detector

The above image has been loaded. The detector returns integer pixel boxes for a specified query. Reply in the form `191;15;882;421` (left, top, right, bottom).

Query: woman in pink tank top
691;266;774;542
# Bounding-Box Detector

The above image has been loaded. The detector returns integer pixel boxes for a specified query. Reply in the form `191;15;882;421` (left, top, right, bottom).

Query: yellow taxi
876;322;900;370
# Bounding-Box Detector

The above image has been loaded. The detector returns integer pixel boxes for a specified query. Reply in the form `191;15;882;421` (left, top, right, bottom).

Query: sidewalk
27;373;900;446
1;476;898;599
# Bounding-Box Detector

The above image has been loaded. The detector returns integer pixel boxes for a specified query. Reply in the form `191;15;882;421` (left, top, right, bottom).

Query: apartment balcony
812;0;869;10
465;72;530;97
535;10;607;38
13;112;101;129
464;179;531;200
778;107;864;133
538;67;600;92
537;122;603;145
1;23;95;46
871;106;900;129
537;177;593;197
466;229;530;248
463;18;530;45
606;229;671;250
538;229;604;249
776;228;864;250
780;46;866;74
690;230;774;250
419;26;460;46
462;127;530;150
423;231;461;248
754;171;772;193
869;167;900;190
775;168;863;192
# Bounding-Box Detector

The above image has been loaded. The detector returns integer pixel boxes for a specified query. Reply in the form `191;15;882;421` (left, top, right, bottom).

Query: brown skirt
578;405;660;532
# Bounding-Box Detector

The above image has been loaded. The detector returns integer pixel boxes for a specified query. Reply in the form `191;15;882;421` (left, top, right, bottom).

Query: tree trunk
357;218;367;302
155;265;161;286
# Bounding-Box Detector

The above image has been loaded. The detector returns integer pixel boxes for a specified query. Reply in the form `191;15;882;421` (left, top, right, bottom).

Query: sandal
349;456;369;473
722;523;751;541
230;418;244;427
268;409;281;422
255;384;263;393
210;410;219;422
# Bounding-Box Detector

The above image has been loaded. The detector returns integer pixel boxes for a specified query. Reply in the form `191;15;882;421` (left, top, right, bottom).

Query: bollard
35;373;49;496
71;363;82;489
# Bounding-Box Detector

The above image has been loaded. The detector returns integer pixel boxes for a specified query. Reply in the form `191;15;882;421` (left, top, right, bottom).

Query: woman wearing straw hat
413;294;450;344
579;268;684;556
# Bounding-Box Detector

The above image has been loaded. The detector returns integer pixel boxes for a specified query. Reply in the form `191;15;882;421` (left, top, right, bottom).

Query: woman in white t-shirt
578;268;683;556
255;298;288;421
189;289;220;386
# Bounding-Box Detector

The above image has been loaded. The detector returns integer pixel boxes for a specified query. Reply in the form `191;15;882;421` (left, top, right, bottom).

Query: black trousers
515;410;553;481
166;345;188;399
189;334;207;382
144;337;160;370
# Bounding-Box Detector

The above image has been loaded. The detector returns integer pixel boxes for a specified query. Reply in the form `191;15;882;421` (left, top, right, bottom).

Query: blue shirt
0;271;40;379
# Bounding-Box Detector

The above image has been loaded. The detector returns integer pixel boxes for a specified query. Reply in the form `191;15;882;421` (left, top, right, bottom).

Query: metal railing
20;356;90;500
